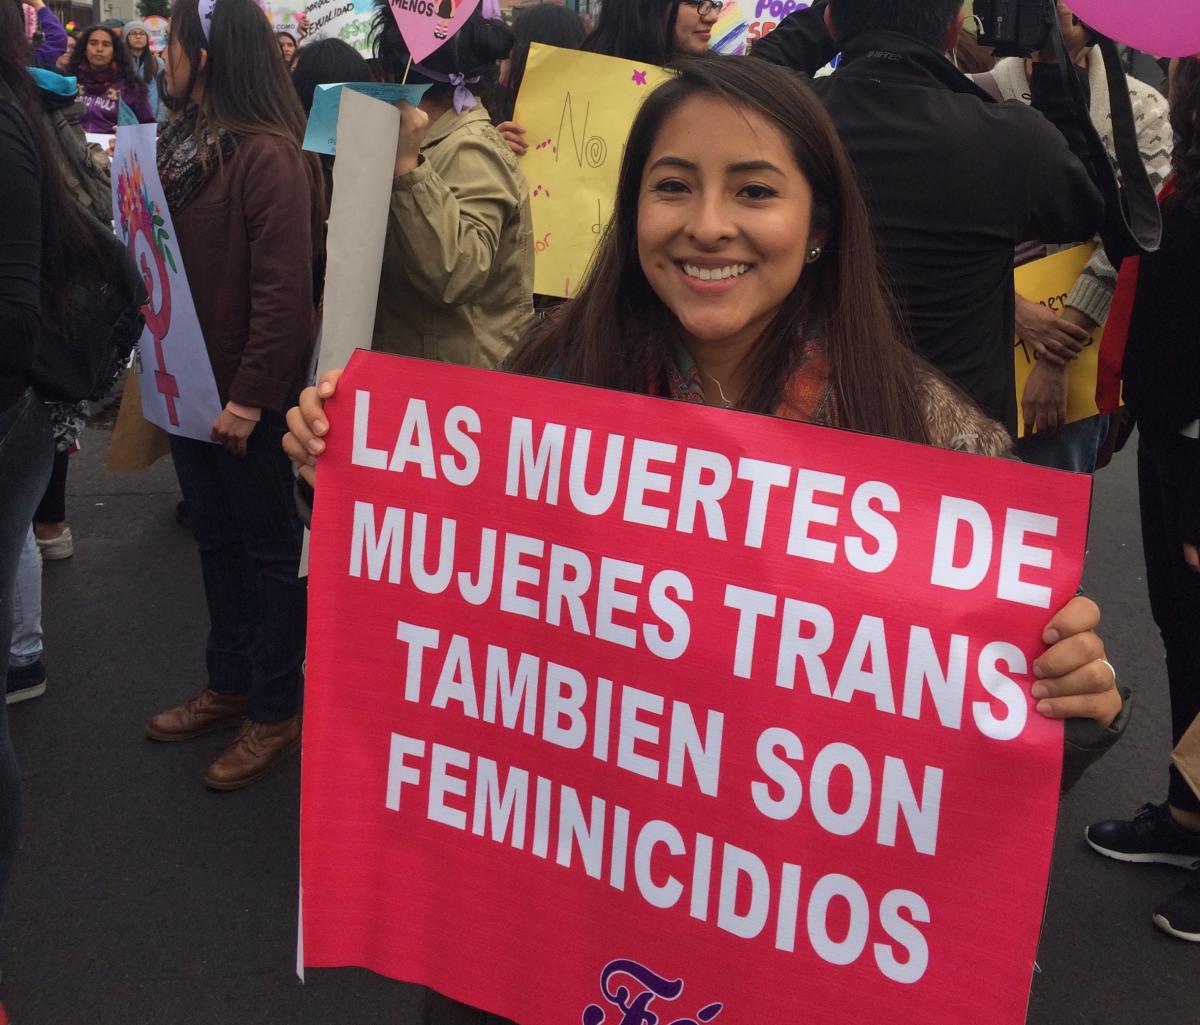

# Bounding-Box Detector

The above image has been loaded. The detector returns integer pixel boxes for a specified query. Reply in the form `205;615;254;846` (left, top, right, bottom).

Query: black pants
421;989;514;1025
1138;433;1200;813
33;448;68;525
0;392;53;927
167;412;306;722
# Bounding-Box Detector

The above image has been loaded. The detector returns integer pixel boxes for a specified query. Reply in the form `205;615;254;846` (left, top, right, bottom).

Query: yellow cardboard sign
1013;243;1104;436
514;44;671;298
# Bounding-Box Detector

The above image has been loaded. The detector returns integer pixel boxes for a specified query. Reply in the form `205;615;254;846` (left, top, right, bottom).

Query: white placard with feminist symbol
112;123;222;442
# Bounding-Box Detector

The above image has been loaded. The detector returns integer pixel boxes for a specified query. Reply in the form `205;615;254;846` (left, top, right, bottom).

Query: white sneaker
36;526;74;561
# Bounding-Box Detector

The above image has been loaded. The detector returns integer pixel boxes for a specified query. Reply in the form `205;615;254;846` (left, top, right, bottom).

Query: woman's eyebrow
647;156;698;172
646;157;785;175
727;159;784;174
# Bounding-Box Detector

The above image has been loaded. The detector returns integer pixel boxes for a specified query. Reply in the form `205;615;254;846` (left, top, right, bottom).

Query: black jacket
755;9;1104;436
1123;193;1200;438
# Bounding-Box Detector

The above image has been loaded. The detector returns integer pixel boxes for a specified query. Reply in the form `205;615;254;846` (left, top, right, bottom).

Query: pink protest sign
387;0;481;64
1069;0;1200;58
302;351;1091;1025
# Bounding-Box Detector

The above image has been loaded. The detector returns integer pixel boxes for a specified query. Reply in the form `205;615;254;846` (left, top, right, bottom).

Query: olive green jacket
373;104;534;369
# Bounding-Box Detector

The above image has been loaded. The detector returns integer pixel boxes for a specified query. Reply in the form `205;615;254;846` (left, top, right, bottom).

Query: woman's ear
823;5;836;40
197;48;209;75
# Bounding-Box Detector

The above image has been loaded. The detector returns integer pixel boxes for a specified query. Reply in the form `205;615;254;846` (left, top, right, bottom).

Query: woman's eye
652;178;690;194
740;183;778;200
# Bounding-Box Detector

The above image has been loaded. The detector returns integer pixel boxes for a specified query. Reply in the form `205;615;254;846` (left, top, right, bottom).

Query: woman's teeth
682;263;749;281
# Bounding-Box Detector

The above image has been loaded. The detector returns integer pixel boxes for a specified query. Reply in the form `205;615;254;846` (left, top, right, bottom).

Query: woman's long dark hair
291;37;371;116
582;0;680;66
168;0;325;242
0;0;104;318
507;56;930;445
503;3;586;120
67;25;147;100
1171;57;1200;211
127;37;160;86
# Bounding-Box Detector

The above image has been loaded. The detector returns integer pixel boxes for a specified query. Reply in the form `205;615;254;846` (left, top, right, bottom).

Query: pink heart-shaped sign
1068;0;1200;58
388;0;483;65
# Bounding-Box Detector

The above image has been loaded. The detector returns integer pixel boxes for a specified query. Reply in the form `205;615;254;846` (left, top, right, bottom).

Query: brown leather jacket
173;134;318;412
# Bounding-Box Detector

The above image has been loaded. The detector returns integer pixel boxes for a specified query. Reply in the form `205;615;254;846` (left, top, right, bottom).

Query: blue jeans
168;412;306;722
1016;414;1110;474
0;391;53;927
8;527;41;666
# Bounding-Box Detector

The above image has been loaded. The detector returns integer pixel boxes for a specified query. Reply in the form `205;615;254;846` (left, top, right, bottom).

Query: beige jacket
373;104;534;368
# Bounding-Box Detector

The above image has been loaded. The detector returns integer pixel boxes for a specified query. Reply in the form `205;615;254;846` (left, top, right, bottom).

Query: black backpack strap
1047;15;1161;262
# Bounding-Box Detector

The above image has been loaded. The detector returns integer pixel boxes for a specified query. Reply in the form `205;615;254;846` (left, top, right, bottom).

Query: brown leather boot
146;689;249;742
204;714;302;791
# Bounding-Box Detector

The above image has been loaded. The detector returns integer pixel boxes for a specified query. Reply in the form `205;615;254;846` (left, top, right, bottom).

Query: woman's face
85;31;115;69
278;34;296;62
637;94;815;363
671;0;718;57
126;29;149;53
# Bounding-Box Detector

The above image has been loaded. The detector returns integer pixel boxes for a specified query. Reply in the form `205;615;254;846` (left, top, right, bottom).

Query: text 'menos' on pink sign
387;0;482;65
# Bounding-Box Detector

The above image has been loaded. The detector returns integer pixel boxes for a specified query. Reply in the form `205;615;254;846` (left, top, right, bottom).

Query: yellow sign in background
1013;243;1104;436
514;45;671;298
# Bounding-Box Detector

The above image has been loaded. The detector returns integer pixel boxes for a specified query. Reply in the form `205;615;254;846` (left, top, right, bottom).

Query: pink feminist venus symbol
120;157;180;426
137;244;180;426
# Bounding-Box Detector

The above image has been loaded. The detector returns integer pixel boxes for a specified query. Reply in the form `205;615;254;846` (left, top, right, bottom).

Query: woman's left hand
211;408;257;457
1031;595;1121;727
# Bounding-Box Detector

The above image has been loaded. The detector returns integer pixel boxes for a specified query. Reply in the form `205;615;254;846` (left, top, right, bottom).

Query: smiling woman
582;0;719;65
282;57;1129;1023
507;56;998;449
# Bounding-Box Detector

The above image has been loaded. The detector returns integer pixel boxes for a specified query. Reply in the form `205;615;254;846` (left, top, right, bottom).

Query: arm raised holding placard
389;103;525;308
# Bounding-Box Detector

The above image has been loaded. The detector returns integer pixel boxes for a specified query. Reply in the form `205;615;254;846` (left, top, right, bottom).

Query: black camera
973;0;1057;58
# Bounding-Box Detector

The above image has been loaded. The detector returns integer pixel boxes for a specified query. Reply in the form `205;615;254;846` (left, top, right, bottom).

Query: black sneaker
5;660;46;706
1085;803;1200;869
1154;875;1200;942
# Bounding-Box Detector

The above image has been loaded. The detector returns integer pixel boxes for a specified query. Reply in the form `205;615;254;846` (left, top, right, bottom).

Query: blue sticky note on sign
302;82;432;155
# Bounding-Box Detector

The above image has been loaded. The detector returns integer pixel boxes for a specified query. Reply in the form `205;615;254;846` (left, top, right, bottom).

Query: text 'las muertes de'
300;350;1092;1025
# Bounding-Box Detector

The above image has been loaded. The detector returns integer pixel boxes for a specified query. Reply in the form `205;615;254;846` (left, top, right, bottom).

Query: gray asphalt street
2;424;1195;1024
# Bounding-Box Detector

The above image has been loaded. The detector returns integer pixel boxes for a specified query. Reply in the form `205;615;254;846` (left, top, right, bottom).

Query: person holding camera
753;0;1104;440
977;2;1172;473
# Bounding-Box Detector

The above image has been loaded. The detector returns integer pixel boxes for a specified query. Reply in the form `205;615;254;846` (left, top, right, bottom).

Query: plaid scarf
665;339;835;425
157;104;239;214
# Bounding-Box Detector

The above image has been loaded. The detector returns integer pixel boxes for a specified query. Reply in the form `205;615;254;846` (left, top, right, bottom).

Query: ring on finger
1095;658;1116;686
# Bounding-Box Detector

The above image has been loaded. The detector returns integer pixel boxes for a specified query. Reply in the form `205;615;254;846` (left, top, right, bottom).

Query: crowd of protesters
0;0;1198;1018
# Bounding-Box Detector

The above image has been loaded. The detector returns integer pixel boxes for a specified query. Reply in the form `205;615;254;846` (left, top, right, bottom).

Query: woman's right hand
283;369;343;487
394;102;431;176
497;120;528;157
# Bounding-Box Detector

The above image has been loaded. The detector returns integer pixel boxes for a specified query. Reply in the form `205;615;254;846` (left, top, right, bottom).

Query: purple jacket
34;7;68;70
75;69;155;133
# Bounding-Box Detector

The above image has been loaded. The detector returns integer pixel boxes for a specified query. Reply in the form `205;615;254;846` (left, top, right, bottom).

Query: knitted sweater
989;50;1171;325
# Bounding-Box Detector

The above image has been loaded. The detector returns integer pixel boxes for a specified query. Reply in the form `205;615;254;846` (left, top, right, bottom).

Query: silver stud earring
807;246;822;262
